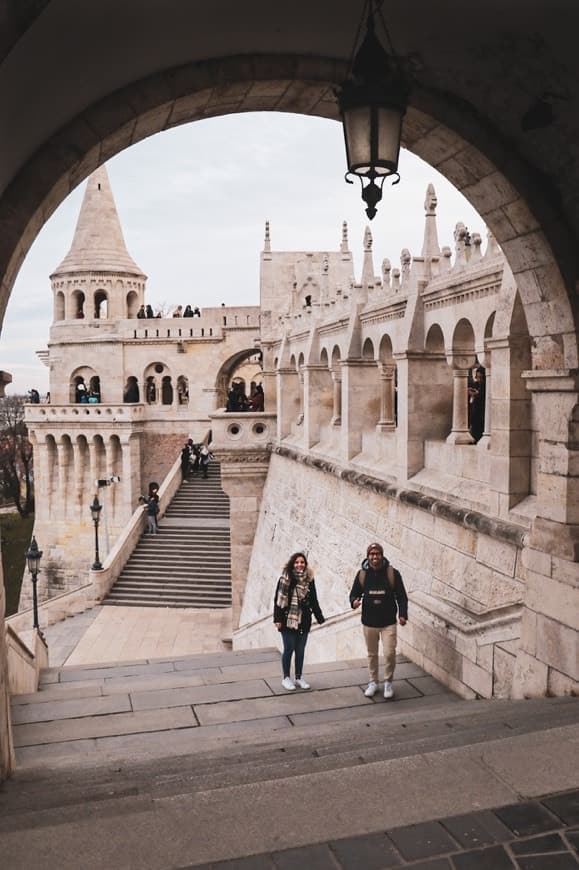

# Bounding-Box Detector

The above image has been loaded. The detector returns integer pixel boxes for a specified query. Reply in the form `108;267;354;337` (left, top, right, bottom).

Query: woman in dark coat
273;552;325;691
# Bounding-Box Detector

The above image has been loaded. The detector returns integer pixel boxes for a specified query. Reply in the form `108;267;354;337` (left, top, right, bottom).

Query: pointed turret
421;183;441;259
361;226;375;288
51;166;145;278
340;220;349;253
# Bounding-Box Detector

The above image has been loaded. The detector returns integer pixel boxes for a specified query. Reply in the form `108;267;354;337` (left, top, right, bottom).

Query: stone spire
340;220;349;253
264;220;271;252
51;165;145;277
421;183;441;259
361;226;375;287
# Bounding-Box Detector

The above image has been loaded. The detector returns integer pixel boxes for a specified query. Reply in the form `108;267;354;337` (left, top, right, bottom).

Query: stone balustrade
210;410;276;454
25;403;145;424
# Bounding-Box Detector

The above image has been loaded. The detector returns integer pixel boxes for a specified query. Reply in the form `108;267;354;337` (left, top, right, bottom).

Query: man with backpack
350;543;408;699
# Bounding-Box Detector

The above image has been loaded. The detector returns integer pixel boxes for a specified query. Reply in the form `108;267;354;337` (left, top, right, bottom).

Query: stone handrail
25;404;145;423
6;626;48;695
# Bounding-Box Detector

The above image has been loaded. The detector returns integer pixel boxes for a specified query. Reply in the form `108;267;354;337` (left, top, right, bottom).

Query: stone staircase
104;462;231;608
3;648;579;868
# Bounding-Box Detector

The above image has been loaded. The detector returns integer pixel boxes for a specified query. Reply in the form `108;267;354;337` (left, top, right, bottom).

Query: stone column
296;371;304;426
120;434;142;519
478;363;492;450
215;450;270;631
56;438;71;520
303;365;332;448
377;364;396;431
512;370;579;698
341;360;378;460
276;368;300;440
72;439;85;522
446;368;475;444
331;369;342;427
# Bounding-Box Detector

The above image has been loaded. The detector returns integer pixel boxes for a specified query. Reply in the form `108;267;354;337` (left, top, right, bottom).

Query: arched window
126;290;139;318
146;376;156;403
161;375;173;405
55;291;65;321
94;290;108;319
89;375;101;403
177;376;189;405
124;376;140;403
72;290;85;319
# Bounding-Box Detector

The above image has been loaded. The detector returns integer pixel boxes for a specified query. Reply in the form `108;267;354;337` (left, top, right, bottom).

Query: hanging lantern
338;1;411;219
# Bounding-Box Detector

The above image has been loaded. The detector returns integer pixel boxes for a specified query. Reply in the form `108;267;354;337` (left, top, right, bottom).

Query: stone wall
236;451;525;699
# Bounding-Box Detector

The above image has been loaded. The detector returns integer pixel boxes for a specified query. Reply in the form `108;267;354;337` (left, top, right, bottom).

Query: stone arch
94;289;108;319
161;375;173;405
320;347;329;368
451;318;476;368
123;376;140;403
71;289;85;319
177;375;189;405
126;290;139;318
70;366;98;403
215;347;263;409
54;290;65;322
379;334;394;363
362;337;375;361
0;55;574;370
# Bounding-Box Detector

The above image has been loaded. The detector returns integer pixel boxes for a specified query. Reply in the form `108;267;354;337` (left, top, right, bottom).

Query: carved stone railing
210;410;276;454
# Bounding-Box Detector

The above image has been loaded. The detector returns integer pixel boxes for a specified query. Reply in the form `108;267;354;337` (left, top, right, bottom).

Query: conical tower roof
51;165;146;278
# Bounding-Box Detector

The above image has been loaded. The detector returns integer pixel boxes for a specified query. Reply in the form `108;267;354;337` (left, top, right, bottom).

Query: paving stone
452;844;515;869
271;843;337;869
329;832;401;869
407;676;451;696
174;651;279;671
441;808;513;847
11;693;132;725
510;833;568;855
387;821;458;861
266;667;371;695
516;855;579;870
59;660;176;682
13;705;198;746
494;801;561;837
391;661;428;679
11;681;105;704
543;790;579;826
195;686;372;726
406;861;452;870
371;679;424;702
102;670;208;695
288;692;459;727
131;678;273;712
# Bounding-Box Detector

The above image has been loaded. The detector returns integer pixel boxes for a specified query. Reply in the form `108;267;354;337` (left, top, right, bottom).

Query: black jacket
273;574;325;635
349;558;408;627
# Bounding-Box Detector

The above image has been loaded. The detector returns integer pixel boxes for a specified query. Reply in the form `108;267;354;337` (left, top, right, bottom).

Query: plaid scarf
276;568;311;630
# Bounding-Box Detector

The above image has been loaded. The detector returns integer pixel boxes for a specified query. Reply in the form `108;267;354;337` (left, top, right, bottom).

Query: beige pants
363;624;397;682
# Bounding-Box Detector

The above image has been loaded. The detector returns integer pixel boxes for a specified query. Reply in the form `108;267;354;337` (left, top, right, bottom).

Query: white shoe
295;678;310;690
281;677;296;691
383;681;394;699
364;680;378;698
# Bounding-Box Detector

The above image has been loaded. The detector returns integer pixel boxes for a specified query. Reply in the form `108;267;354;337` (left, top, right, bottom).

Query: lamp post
25;536;43;634
90;494;103;570
338;0;411;219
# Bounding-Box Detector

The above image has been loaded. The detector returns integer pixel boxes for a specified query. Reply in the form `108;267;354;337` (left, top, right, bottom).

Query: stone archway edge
270;443;527;549
0;54;576;363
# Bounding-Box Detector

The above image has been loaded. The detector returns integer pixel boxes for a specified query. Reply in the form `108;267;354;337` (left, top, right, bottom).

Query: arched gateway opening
2;49;578;714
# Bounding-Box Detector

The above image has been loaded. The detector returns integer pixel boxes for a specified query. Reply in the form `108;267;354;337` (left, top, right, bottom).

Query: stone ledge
271;443;527;548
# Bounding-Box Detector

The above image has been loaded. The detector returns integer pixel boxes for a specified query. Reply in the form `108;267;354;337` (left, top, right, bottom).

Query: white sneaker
383;680;394;699
295;678;310;690
281;677;296;691
364;680;378;698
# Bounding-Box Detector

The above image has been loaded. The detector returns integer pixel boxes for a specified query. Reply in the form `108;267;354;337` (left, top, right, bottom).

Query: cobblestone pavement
194;788;579;869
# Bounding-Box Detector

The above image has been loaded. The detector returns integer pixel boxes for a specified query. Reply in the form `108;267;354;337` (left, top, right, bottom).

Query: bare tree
0;394;34;517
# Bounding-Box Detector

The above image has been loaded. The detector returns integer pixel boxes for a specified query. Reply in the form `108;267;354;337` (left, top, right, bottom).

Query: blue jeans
281;629;308;679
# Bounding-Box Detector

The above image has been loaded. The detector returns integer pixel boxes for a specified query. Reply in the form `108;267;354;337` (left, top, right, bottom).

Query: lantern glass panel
376;106;403;174
343;105;372;175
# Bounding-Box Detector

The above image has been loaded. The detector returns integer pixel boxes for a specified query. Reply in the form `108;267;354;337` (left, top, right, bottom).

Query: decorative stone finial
264;220;271;252
361;226;375;288
382;258;391;290
470;232;483;261
340;220;349;253
400;248;412;284
364;225;373;251
440;245;452;273
424;183;437;215
453;222;469;268
421;183;441;259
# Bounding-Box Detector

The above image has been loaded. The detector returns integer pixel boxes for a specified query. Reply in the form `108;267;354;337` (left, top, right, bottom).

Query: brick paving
194;788;579;869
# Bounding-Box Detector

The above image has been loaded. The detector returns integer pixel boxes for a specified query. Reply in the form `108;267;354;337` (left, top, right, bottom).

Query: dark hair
284;552;308;575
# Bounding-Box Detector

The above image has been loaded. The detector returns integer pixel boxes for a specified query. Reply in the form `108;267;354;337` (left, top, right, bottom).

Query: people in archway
468;366;486;442
183;305;194;317
146;377;156;403
75;380;87;403
28;388;40;404
249;383;264;411
137;304;146;319
146;304;154;319
350;543;408;700
274;552;325;691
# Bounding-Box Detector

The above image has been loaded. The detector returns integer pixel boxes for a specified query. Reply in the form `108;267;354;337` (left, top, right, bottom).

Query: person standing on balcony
350;543;408;700
274;552;325;691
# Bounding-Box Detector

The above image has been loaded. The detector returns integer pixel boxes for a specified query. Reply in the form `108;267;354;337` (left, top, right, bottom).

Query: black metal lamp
90;494;103;570
338;0;411;219
25;536;43;633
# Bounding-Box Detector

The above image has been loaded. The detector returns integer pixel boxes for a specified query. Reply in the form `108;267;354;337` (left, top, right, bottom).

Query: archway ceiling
0;0;577;356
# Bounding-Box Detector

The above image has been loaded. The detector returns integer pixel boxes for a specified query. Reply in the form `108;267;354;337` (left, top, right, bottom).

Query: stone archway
0;55;576;372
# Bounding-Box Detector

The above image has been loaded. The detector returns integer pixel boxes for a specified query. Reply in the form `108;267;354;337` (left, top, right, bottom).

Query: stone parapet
25;403;145;426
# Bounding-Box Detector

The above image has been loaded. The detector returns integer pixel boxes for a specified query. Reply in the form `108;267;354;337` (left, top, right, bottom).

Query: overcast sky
0;112;486;395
